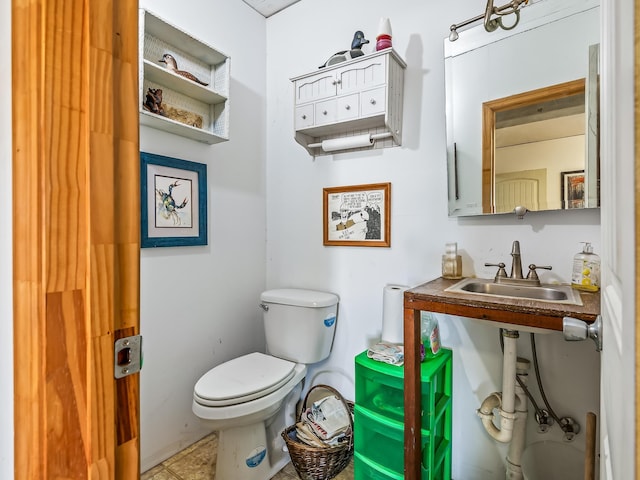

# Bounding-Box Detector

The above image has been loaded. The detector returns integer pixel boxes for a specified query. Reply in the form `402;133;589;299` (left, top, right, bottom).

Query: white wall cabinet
139;9;230;144
291;48;405;155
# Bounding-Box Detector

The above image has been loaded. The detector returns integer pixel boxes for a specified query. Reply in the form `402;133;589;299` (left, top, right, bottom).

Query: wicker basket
281;384;354;480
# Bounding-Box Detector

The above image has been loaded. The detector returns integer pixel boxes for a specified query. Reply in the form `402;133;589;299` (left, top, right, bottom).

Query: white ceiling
241;0;300;17
496;113;585;148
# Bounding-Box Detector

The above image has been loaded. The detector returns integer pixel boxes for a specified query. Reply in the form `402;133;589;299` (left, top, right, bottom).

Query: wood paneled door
12;0;141;478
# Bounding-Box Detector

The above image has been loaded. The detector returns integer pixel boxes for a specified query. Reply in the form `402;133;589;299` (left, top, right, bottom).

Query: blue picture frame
141;152;207;248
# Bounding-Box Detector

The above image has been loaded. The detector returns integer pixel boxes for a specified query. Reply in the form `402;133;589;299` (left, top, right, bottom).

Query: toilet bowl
521;440;584;480
193;353;306;479
192;288;339;480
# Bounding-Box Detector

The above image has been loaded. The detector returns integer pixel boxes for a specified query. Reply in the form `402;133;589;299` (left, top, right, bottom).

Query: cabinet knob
322;110;328;115
345;105;351;110
370;99;377;105
301;114;307;120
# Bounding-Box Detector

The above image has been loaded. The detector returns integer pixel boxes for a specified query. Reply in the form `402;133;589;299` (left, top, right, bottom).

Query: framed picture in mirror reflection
561;170;585;209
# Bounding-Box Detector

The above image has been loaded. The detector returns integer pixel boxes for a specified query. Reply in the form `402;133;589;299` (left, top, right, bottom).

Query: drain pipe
505;358;530;480
477;330;519;443
477;330;530;480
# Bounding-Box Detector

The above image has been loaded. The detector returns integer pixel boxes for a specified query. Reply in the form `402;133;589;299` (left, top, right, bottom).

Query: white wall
0;0;13;477
138;0;268;470
265;1;601;478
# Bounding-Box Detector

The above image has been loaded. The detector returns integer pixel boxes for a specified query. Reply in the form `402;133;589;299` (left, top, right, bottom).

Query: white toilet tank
260;289;339;364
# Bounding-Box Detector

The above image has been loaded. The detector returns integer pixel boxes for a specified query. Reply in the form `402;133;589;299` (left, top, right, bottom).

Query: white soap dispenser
571;242;600;292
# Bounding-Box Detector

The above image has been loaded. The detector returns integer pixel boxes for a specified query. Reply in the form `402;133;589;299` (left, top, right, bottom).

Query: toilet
192;288;339;480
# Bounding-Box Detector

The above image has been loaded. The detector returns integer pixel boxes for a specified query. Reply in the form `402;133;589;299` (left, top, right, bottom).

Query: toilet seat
194;352;297;407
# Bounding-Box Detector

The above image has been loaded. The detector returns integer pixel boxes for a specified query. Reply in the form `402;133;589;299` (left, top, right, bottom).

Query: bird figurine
319;31;370;68
158;53;209;86
143;87;165;116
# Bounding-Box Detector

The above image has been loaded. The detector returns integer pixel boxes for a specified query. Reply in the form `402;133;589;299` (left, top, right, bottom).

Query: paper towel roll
321;134;373;152
381;284;409;344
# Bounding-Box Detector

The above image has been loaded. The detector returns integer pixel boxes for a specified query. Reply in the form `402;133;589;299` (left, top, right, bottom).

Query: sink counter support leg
404;306;422;478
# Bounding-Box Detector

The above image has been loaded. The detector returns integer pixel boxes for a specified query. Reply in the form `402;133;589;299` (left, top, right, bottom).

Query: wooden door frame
481;78;586;214
12;1;140;478
635;0;640;475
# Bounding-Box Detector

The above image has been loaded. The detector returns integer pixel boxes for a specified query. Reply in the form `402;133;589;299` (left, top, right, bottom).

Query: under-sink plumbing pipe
477;330;530;480
506;358;530;480
477;330;519;443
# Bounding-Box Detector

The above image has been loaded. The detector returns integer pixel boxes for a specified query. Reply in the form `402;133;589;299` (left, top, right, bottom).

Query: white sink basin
445;277;583;306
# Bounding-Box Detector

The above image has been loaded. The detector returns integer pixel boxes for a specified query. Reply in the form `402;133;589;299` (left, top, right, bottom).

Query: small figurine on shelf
376;18;393;51
143;87;166;116
319;30;370;68
158;53;209;86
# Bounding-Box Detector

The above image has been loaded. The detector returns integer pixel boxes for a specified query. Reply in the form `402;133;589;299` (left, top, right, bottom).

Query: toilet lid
194;352;297;407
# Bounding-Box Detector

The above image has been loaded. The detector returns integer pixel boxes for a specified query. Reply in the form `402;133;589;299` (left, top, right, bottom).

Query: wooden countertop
404;276;600;331
401;277;600;478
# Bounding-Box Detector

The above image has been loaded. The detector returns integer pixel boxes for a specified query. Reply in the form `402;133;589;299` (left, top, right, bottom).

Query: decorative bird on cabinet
158;53;209;86
319;30;370;68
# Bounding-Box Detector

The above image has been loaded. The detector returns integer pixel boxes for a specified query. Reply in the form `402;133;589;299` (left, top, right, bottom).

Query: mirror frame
481;78;586;213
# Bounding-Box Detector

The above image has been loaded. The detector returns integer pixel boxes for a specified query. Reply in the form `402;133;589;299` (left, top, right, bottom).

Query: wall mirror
445;0;600;217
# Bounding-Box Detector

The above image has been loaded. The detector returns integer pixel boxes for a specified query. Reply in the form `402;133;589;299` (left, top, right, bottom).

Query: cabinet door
336;55;387;95
360;87;386;117
295;104;315;129
295;72;338;104
336;94;359;122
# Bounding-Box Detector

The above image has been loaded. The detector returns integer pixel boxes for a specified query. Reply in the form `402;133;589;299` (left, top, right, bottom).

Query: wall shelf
290;48;406;156
139;9;230;144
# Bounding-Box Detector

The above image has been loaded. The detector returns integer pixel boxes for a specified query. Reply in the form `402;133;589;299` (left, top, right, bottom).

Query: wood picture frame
141;152;207;247
323;182;391;247
561;170;586;209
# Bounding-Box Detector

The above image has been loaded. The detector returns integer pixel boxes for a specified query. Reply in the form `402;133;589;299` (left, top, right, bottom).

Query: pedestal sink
445;277;583;306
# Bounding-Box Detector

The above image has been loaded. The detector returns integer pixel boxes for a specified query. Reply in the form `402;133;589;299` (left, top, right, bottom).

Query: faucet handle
485;262;507;279
526;264;552;282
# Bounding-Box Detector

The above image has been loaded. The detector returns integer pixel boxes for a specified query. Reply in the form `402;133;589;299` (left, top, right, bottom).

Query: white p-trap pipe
477;331;519;443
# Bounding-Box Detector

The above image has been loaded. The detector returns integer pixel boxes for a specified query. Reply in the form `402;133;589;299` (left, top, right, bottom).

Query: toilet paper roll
321;134;374;152
381;284;410;344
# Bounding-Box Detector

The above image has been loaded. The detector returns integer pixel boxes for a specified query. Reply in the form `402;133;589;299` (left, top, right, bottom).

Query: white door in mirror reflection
494;174;542;213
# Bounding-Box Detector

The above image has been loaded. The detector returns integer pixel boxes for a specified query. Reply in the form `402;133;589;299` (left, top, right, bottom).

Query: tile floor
140;432;354;480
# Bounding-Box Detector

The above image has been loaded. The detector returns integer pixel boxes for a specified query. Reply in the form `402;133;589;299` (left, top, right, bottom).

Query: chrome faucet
510;240;523;280
485;240;552;286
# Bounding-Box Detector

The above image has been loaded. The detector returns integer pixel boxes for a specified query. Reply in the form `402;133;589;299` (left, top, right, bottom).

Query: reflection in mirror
445;0;600;217
483;79;587;213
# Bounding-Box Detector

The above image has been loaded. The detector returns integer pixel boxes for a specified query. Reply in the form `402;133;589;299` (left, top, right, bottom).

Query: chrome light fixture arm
450;0;529;41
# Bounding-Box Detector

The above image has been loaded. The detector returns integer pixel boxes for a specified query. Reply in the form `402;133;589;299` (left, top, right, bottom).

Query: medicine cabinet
444;0;600;216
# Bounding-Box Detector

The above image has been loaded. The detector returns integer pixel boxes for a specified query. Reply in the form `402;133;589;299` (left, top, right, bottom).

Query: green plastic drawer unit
355;348;452;429
354;405;432;476
432;438;453;480
354;452;430;480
